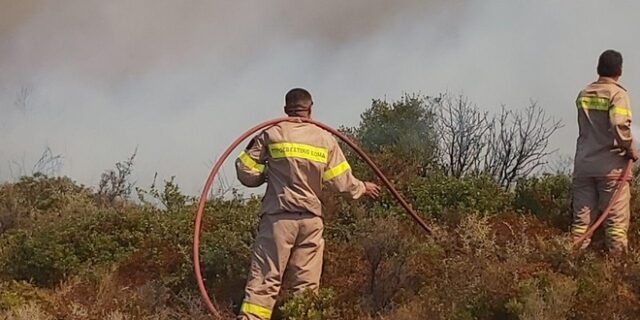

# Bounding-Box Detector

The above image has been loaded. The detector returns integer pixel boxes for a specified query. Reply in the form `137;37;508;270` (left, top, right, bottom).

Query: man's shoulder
267;121;335;146
579;81;628;98
613;82;628;93
578;81;598;94
297;122;334;139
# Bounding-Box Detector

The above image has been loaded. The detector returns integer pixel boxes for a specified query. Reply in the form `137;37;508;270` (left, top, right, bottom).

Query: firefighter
235;88;380;319
572;49;638;252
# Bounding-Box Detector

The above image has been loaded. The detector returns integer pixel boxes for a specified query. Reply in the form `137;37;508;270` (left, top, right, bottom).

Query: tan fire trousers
238;212;324;320
571;177;630;252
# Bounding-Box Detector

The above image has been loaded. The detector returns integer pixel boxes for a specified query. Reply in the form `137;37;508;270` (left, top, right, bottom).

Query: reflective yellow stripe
606;227;626;237
610;106;632;117
268;143;328;164
323;161;351;181
238;151;265;173
571;225;588;235
576;96;610;111
241;302;272;319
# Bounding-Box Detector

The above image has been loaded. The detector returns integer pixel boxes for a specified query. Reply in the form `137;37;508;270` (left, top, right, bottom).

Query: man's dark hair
597;50;623;77
285;88;313;108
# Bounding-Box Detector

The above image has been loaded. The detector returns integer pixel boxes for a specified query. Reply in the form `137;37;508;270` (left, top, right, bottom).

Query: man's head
284;88;313;118
597;49;623;79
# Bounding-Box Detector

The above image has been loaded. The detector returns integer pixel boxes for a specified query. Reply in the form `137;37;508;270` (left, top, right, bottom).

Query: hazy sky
1;1;640;194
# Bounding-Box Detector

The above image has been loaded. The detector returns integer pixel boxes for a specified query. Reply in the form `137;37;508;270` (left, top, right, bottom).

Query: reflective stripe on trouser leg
571;225;588;237
599;179;630;252
239;302;272;319
240;214;300;319
605;226;629;252
572;177;599;248
606;227;627;239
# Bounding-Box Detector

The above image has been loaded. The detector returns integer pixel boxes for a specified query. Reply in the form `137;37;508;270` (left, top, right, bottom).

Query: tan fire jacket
235;118;366;216
574;77;634;178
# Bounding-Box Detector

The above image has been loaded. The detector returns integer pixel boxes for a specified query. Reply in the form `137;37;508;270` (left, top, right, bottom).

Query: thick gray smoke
1;0;639;193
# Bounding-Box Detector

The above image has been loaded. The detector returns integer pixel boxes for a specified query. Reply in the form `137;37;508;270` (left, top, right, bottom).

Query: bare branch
436;93;491;178
32;147;64;176
14;86;32;114
97;147;138;205
483;101;563;188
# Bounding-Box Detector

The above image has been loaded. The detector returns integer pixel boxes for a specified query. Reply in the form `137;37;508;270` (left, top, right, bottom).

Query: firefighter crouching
572;50;639;252
235;88;381;319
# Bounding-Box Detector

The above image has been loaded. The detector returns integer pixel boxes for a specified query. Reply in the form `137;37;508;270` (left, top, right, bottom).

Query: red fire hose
572;159;634;248
193;117;431;318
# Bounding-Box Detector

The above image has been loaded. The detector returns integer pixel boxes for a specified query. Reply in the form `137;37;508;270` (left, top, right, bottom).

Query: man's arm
610;91;638;160
323;138;379;199
235;133;268;187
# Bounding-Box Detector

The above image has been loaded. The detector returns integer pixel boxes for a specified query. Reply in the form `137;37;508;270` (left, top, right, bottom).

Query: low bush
409;173;512;219
514;174;572;229
280;289;339;320
0;174;94;232
0;170;639;319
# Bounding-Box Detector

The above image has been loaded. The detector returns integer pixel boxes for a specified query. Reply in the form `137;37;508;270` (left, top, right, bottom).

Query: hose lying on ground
572;159;634;248
193;117;432;318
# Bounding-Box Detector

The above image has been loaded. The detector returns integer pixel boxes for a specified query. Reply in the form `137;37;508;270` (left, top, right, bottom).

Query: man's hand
364;182;381;199
631;148;640;162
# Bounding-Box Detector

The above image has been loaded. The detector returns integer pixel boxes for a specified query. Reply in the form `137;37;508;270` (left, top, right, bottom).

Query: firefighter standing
235;88;380;319
572;50;638;252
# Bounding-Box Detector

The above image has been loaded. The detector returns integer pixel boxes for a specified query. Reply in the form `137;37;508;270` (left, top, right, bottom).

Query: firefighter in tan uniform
572;50;638;252
235;88;380;319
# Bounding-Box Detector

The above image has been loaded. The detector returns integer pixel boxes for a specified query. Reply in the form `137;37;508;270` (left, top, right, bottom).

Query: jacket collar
596;76;618;84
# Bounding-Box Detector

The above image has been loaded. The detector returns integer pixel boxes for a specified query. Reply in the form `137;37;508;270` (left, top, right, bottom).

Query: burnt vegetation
1;93;639;320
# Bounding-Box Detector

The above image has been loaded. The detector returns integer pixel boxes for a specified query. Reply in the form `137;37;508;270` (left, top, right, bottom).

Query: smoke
1;0;639;193
0;1;459;86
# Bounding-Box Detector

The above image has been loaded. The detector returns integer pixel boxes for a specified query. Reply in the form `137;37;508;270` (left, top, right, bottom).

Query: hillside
1;95;639;320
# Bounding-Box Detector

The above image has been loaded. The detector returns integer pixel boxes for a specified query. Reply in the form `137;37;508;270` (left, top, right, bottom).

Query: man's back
570;50;636;253
237;119;365;216
235;88;379;320
574;77;631;178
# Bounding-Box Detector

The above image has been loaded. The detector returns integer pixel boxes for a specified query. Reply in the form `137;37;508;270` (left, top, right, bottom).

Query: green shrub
0;210;155;286
505;271;576;320
2;162;640;319
281;289;339;320
0;194;260;290
0;174;94;232
514;174;571;228
409;173;512;219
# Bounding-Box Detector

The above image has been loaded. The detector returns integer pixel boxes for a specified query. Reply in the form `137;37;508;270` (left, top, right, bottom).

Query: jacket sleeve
610;91;633;152
323;137;366;199
235;133;268;187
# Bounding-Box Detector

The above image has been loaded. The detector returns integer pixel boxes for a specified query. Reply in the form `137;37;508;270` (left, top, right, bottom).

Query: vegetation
1;93;639;319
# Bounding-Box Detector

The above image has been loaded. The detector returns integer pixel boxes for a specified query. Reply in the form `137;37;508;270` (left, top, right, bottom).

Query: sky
1;0;640;195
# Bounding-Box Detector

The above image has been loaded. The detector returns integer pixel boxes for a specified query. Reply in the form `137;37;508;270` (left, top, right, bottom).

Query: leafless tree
483;102;563;189
14;86;32;114
8;156;27;180
202;157;240;199
97;148;137;205
436;95;562;188
436;94;491;178
546;154;574;175
32;147;64;176
8;147;63;179
213;166;236;198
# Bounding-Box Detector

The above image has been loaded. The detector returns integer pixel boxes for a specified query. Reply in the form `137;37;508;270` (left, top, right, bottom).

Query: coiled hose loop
193;117;431;318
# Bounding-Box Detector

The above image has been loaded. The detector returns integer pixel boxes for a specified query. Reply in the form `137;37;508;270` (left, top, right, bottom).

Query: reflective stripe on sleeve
238;151;265;173
240;302;272;319
576;96;610;111
268;142;328;164
323;161;351;181
610;106;632;117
